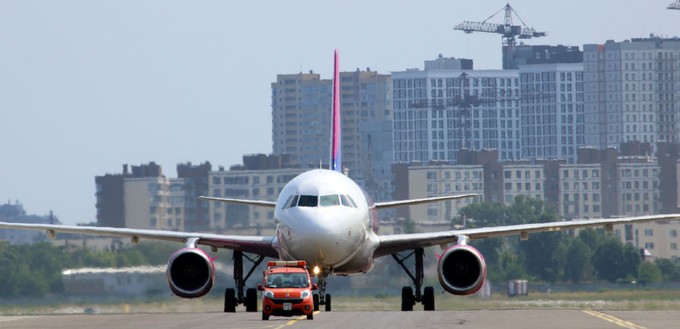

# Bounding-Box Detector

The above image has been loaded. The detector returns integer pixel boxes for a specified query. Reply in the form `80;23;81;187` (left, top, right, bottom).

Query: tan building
208;167;305;232
610;222;680;259
501;163;545;205
616;159;660;216
123;176;178;230
393;163;484;224
559;163;603;219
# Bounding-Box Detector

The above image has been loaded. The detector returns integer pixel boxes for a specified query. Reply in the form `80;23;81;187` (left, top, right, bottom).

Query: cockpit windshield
319;195;340;207
297;195;318;207
284;194;358;209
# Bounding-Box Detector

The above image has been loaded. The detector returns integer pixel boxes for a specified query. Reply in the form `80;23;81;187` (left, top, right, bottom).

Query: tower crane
454;3;547;47
669;1;680;10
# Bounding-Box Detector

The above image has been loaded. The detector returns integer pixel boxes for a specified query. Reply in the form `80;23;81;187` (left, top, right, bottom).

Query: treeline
0;241;177;298
459;196;680;285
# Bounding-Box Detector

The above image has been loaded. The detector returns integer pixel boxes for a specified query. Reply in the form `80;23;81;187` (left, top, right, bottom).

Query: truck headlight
300;290;311;299
264;291;274;299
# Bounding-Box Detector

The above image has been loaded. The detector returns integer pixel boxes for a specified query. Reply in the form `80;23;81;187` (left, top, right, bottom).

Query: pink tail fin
330;49;342;172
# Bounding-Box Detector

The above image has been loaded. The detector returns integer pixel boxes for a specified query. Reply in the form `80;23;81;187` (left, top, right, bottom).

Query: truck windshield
265;273;309;288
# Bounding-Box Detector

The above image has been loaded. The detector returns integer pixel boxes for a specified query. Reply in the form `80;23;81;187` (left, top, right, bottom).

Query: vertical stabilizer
330;49;342;172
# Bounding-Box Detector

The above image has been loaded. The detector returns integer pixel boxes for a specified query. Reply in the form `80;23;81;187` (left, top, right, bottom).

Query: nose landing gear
312;265;332;312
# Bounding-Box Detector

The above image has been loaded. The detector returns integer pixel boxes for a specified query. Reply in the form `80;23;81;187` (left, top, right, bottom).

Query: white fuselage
273;169;380;275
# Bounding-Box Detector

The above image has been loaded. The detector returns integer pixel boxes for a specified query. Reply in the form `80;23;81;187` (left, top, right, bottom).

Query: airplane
3;49;680;312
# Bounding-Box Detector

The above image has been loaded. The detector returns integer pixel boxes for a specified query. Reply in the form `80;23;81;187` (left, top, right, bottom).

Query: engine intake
437;244;486;295
166;247;215;298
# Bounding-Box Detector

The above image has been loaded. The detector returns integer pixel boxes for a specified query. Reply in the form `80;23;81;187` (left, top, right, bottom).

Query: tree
577;228;606;249
638;261;662;285
520;231;568;283
592;238;640;282
564;238;593;283
654;258;680;282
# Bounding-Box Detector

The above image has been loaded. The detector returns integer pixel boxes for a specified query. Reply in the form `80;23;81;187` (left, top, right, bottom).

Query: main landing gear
224;250;265;313
392;248;435;311
312;266;332;312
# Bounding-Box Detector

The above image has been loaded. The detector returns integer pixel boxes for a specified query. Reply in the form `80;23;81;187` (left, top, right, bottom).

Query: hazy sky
1;1;678;225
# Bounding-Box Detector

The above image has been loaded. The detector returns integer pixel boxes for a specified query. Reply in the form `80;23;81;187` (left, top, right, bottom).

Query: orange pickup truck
257;261;318;320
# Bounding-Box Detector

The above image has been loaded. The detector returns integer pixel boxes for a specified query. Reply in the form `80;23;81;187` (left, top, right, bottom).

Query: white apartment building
392;58;521;164
519;63;585;163
583;38;680;149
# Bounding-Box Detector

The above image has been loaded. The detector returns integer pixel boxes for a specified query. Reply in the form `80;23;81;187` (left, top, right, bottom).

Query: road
1;310;678;329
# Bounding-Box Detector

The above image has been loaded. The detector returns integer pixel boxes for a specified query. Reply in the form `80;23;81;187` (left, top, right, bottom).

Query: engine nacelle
437;244;487;295
166;247;215;298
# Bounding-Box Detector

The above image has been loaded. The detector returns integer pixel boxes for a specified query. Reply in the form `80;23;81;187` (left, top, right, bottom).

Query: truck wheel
262;312;269;321
307;312;314;320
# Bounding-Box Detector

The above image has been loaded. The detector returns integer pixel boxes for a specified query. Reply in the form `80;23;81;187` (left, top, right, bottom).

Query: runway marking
582;310;647;329
0;316;42;323
273;311;320;329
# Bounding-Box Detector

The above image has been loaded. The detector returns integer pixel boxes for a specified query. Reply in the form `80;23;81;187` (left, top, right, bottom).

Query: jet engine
166;247;215;298
437;244;486;295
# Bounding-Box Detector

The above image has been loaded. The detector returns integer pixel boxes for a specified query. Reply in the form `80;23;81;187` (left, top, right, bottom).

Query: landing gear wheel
245;288;258;312
423;286;435;311
307;312;314;320
401;286;414;311
313;294;320;311
262;312;269;321
324;294;332;312
224;288;236;313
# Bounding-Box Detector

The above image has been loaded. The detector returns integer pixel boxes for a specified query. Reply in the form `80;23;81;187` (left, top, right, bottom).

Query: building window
644;229;654;237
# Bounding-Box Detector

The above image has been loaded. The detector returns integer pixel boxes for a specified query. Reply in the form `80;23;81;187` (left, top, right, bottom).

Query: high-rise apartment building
583;37;680;150
392;57;521;164
503;44;583;70
519;63;585;163
271;69;391;185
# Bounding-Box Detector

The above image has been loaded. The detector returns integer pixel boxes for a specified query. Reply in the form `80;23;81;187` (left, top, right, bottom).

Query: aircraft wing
0;222;279;258
374;214;680;257
374;194;478;209
198;196;277;208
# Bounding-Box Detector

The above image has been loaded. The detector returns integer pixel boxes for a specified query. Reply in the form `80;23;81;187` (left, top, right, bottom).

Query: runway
1;310;678;329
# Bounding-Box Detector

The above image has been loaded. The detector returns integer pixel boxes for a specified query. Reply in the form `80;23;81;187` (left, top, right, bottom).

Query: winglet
330;49;342;172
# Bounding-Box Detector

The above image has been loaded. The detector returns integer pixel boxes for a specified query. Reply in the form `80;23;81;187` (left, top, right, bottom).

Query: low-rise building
208;154;306;232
